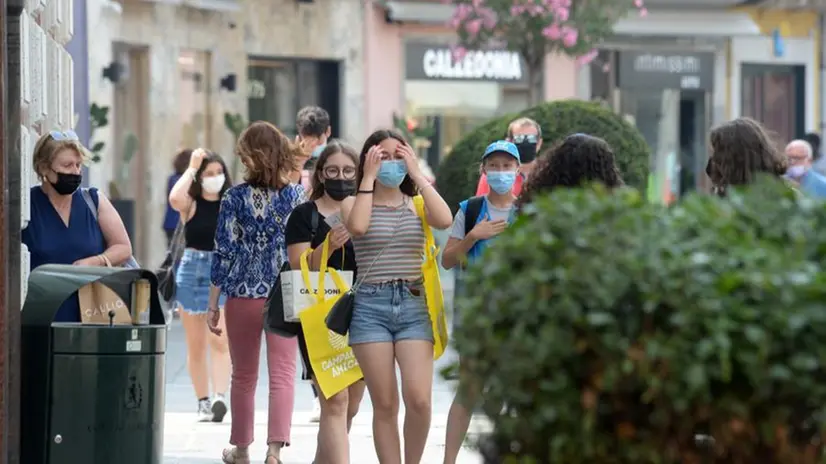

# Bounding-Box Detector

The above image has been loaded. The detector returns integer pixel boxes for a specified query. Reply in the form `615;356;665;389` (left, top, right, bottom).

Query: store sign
618;51;714;91
406;43;527;83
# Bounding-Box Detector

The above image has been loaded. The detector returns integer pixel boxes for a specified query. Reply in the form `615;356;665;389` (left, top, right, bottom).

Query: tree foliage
450;0;645;66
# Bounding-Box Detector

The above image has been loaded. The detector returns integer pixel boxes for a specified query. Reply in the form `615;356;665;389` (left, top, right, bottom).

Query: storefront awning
382;2;761;36
135;0;241;12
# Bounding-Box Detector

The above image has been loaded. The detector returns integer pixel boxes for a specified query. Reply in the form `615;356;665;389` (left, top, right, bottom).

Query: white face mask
201;174;225;194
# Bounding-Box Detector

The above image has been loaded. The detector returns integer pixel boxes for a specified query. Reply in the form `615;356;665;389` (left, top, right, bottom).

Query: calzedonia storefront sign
405;42;528;83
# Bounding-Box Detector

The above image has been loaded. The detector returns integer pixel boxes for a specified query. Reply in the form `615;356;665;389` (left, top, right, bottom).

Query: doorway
619;88;710;198
112;43;150;264
741;64;806;145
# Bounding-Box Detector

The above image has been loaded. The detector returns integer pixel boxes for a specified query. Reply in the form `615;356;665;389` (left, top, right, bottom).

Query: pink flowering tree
449;0;647;104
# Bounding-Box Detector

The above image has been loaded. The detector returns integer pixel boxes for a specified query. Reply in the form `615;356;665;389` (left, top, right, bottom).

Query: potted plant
88;103;139;242
453;178;826;463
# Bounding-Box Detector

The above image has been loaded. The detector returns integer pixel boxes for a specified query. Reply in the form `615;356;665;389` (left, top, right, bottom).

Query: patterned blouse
211;183;305;298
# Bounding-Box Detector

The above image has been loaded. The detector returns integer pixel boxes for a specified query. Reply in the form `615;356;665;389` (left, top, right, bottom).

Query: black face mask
516;142;537;163
51;172;82;195
325;179;356;201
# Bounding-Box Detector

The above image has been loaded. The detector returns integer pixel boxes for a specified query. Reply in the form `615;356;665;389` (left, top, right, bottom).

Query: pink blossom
471;0;484;9
575;49;598;67
555;6;569;22
639;7;648;17
465;18;483;37
561;26;578;47
542;23;562;40
448;14;461;28
634;0;644;7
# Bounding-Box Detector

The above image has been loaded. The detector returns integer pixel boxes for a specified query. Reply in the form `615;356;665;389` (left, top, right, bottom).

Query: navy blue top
163;173;182;231
211;183;305;298
22;186;106;321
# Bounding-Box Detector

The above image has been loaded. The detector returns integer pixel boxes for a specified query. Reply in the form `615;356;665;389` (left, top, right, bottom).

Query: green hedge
454;178;826;463
435;100;650;211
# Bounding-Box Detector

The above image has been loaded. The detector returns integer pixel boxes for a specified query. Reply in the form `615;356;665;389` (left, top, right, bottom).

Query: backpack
463;196;485;237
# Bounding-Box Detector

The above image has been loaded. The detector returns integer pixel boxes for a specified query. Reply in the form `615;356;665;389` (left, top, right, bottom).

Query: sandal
222;448;251;464
264;451;282;464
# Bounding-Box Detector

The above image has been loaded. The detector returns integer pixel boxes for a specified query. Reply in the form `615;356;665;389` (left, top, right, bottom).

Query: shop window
741;64;805;145
177;50;211;150
247;59;341;138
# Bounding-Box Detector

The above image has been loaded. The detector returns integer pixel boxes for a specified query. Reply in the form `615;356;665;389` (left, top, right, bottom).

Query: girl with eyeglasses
285;140;365;464
341;129;453;464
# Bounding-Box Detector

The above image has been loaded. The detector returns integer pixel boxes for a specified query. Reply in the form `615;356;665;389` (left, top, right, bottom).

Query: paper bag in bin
78;282;131;324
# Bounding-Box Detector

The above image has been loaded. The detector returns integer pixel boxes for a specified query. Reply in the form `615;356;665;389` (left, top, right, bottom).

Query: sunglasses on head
512;134;538;144
49;130;79;141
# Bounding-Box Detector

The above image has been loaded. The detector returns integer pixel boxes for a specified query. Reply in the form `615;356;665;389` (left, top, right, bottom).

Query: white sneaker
211;394;228;423
197;398;213;422
310;398;321;423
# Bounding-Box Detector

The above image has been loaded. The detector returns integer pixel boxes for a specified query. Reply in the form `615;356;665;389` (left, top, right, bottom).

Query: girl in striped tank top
341;129;453;463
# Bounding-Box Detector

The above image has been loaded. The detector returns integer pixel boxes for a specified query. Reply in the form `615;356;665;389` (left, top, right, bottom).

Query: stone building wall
86;0;366;267
20;0;76;301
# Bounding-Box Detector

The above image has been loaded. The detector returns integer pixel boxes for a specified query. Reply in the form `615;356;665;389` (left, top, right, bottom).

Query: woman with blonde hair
22;130;132;321
207;121;305;464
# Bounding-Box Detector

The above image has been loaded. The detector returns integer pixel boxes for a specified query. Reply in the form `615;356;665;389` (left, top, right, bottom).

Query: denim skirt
175;248;226;314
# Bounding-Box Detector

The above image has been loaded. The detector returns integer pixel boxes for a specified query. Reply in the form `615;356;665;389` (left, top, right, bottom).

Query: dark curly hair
706;117;786;195
516;133;624;209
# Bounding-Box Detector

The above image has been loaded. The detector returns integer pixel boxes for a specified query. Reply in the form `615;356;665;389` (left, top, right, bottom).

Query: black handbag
325;289;355;336
156;217;187;301
264;209;320;336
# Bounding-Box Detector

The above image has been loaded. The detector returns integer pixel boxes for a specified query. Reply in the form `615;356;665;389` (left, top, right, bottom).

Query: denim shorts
175;249;226;314
349;279;433;345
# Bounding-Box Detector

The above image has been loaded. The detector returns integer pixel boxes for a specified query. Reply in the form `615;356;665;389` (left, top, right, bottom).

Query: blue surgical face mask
786;165;808;180
311;144;326;158
376;160;408;188
487;171;517;194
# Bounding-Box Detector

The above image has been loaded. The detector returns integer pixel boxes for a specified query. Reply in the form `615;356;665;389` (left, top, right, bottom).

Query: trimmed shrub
453;178;826;463
435;100;650;212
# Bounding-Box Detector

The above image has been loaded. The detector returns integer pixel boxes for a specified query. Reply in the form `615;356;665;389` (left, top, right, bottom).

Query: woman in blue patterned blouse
206;121;305;464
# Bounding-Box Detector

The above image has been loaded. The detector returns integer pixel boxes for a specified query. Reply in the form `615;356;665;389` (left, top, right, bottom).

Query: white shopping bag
281;245;353;322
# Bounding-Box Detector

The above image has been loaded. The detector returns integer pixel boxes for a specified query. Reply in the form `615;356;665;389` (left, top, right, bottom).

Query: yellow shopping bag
298;235;363;399
413;195;449;360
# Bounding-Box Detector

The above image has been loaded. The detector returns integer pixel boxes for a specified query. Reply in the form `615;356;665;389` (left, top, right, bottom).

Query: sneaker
211;394;228;423
310;398;321;423
197;398;213;422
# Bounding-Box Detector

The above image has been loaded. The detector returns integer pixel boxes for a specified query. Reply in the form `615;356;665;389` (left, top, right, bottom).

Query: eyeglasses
512;134;538;144
323;165;357;180
49;130;79;141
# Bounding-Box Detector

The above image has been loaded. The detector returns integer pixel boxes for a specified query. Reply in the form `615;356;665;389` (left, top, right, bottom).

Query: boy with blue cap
442;140;520;269
441;140;520;464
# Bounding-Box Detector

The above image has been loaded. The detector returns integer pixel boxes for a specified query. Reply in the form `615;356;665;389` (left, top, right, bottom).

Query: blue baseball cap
482;140;521;163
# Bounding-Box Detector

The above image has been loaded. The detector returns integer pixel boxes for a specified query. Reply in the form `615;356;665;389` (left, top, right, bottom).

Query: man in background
294;106;332;192
784;139;826;198
475;117;541;197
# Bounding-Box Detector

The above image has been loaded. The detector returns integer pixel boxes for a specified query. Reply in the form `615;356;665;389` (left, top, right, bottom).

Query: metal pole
1;0;23;462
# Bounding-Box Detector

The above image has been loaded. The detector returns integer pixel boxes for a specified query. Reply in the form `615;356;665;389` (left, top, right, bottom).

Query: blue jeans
175;249;226;314
349;279;433;345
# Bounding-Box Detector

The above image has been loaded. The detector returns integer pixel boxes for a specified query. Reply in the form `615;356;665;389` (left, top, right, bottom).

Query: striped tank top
352;204;425;284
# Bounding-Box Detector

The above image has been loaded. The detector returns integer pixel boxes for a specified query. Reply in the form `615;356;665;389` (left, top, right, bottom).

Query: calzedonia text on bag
281;247;354;322
78;282;132;324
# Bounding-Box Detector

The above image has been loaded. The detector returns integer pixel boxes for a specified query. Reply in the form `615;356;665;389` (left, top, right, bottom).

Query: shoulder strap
413;195;437;260
81;188;98;221
464;196;485;237
310;206;319;237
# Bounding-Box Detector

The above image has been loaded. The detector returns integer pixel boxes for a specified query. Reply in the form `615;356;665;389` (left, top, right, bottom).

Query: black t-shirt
285;201;357;273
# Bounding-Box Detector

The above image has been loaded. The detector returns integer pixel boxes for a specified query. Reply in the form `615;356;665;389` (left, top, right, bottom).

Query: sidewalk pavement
162;295;487;463
163;411;490;463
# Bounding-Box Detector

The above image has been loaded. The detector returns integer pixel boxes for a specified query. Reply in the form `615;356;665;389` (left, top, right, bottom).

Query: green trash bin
21;264;168;464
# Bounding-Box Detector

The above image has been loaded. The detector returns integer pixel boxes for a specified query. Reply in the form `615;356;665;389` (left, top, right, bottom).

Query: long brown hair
236;121;302;189
707;117;786;194
356;129;418;197
310;140;359;201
